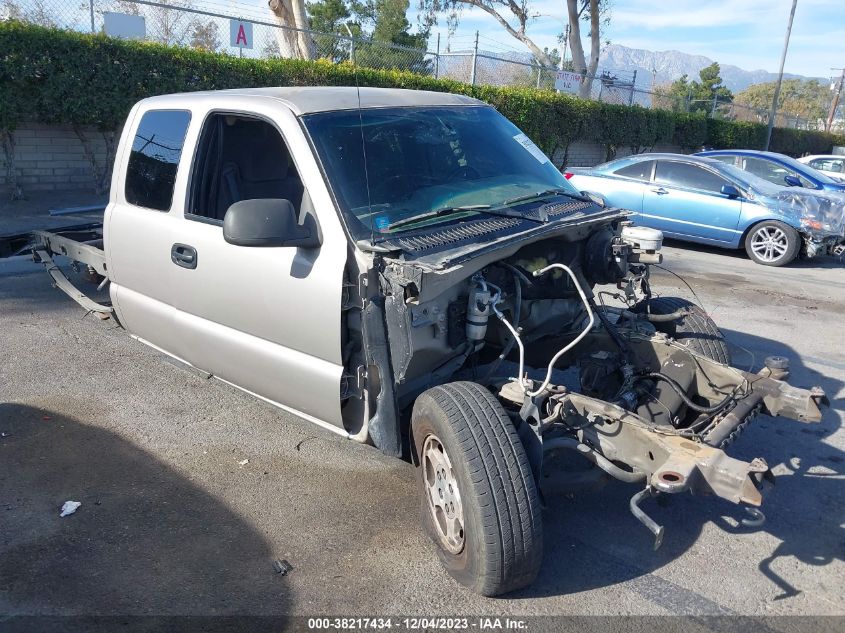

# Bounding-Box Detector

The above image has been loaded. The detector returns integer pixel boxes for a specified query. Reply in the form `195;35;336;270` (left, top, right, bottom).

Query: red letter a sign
230;20;253;49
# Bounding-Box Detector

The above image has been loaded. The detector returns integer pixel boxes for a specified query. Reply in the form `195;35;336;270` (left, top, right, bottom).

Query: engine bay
339;215;826;546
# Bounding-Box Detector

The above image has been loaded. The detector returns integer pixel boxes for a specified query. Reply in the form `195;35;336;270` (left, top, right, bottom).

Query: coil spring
718;402;764;449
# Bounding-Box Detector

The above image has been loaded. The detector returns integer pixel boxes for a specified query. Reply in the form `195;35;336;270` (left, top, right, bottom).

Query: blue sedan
566;153;845;266
696;149;845;193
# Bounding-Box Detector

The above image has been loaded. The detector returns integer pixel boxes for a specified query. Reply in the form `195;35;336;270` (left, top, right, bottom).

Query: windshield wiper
384;205;493;232
500;188;589;207
373;192;575;241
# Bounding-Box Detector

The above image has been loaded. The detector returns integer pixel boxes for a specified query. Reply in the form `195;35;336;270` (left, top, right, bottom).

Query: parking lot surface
1;242;843;619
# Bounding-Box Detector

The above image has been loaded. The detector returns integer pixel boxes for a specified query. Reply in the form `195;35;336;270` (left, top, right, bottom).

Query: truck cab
105;89;357;431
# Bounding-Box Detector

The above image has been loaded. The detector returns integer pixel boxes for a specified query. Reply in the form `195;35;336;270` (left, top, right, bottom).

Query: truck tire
647;297;731;365
744;220;800;266
411;381;543;596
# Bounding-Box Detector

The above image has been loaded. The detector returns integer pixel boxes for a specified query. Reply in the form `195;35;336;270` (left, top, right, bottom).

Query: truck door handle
171;243;197;269
651;187;669;195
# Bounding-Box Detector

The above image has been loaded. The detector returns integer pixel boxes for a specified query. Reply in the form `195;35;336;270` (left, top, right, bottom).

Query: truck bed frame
30;226;113;317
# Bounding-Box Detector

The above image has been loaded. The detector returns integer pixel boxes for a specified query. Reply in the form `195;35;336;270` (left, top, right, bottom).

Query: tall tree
1;0;24;21
566;0;602;98
735;79;831;124
190;20;222;52
268;0;317;60
307;0;358;61
656;63;733;114
417;0;607;91
307;0;429;71
417;0;554;66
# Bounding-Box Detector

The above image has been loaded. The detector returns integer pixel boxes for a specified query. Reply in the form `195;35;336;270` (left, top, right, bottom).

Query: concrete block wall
0;122;688;196
0;123;109;194
559;141;685;168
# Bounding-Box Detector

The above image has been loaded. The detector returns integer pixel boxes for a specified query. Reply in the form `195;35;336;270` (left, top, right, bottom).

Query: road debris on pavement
273;559;294;576
59;501;81;517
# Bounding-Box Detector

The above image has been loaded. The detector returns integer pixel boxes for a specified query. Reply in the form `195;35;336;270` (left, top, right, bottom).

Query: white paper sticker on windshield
513;133;549;164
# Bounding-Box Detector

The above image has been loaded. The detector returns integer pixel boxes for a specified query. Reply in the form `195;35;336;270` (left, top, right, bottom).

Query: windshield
302;106;580;238
715;162;787;197
768;153;840;185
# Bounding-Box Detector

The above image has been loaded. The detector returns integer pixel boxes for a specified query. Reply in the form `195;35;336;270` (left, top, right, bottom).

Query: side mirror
784;174;802;187
720;184;741;198
223;199;321;248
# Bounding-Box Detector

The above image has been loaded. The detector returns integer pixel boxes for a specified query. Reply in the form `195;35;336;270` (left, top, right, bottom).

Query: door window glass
654;161;729;193
613;160;654;181
125;110;191;211
188;114;305;222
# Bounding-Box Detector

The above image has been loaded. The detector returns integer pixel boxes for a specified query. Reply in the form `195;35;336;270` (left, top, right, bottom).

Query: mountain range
440;43;820;93
598;44;819;92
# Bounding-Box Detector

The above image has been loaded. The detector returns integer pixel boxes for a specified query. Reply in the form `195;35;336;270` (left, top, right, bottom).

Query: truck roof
138;86;485;115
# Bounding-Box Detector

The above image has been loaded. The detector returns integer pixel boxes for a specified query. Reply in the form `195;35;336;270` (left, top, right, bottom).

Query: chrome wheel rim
750;226;789;262
422;434;465;554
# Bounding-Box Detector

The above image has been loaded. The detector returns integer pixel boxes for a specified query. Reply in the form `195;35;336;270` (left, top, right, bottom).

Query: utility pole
561;24;570;69
470;30;479;87
765;0;798;151
629;69;637;106
434;33;440;80
826;67;845;132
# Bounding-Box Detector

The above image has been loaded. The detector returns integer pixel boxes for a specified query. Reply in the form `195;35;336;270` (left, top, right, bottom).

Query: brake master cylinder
621;225;664;264
466;283;491;343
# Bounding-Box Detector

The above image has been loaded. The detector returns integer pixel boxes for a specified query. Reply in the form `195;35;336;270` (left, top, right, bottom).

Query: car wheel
411;381;543;597
646;297;731;364
744;221;800;266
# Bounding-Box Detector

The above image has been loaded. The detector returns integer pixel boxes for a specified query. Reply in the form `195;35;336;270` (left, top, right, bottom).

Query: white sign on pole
103;12;146;40
230;20;254;49
555;71;584;94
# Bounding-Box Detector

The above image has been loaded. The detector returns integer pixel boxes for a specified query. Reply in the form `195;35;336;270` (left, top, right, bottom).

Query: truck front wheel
411;381;543;596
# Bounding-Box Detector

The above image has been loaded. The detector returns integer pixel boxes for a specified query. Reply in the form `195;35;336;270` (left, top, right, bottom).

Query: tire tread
414;381;543;596
648;297;731;364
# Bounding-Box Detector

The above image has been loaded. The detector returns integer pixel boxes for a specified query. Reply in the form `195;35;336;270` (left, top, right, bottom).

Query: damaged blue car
566;153;845;266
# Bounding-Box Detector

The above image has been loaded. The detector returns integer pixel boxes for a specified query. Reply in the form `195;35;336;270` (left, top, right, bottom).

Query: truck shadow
516;330;844;603
0;403;292;627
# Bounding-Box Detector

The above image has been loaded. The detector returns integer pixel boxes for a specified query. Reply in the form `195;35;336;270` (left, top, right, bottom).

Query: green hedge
2;21;844;162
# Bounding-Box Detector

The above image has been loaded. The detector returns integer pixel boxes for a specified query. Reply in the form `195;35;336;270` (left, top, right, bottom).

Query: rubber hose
482;272;522;381
643;372;735;414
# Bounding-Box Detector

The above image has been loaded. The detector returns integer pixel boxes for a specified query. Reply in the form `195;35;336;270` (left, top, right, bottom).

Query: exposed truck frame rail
30;227;113;317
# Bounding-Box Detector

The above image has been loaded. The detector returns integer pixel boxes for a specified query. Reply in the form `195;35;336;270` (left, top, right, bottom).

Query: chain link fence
0;0;824;130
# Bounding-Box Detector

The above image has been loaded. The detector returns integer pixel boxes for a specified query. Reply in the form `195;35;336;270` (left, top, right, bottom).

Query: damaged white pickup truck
32;87;828;596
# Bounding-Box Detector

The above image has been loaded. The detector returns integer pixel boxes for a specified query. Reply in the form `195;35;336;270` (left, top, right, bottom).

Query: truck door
166;107;348;431
106;107;193;355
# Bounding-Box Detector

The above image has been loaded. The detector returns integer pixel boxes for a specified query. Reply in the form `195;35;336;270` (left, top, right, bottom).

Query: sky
414;0;845;80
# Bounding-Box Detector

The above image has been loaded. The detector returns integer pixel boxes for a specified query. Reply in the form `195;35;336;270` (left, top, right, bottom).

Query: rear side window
613;160;654;181
125;110;192;211
654;161;729;193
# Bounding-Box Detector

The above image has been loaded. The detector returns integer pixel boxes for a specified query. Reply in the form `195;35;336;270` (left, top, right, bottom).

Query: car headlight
800;218;833;232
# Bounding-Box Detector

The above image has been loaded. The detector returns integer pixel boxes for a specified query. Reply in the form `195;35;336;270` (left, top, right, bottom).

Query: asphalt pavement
0;240;843;623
